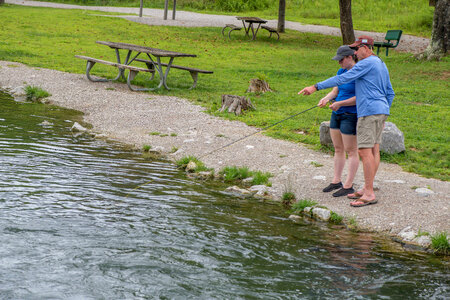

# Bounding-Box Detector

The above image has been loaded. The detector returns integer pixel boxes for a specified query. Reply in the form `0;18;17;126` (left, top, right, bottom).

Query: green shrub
176;155;211;172
291;199;317;213
430;232;449;255
142;144;151;152
251;170;272;186
281;191;296;207
329;211;343;224
219;166;251;182
24;85;50;102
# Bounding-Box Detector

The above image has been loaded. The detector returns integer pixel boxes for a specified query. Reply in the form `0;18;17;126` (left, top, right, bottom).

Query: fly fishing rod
198;104;318;160
126;103;319;197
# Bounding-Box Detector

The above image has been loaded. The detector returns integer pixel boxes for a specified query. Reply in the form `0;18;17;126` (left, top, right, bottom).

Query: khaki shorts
357;114;388;148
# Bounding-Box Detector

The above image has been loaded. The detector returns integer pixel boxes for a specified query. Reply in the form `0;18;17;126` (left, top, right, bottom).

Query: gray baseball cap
332;45;355;61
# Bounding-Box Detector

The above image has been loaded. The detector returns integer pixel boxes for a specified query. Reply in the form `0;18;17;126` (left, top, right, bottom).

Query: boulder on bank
320;121;405;154
380;122;405;154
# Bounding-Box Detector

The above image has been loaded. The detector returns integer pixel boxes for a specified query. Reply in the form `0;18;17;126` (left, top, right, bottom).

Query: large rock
319;121;333;146
320;121;405;154
380;122;405;154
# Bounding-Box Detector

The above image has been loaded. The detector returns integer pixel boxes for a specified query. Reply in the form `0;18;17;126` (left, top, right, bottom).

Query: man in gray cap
298;36;395;207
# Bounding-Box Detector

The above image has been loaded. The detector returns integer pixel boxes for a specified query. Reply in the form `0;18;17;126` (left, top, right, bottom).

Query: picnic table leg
162;57;174;90
241;20;250;37
251;23;262;40
85;61;118;82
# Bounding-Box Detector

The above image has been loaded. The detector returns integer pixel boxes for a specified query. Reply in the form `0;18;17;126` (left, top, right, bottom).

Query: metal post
139;0;143;17
172;0;176;20
164;0;169;20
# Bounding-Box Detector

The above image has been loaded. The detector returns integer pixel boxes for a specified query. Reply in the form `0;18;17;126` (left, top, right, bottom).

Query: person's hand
329;102;341;111
318;98;329;107
298;85;317;96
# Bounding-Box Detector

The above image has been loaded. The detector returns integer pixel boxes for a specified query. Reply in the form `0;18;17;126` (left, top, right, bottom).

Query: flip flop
347;191;363;199
350;198;378;207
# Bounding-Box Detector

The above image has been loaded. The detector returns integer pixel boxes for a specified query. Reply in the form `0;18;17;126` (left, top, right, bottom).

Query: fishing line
199;104;318;159
126;103;318;196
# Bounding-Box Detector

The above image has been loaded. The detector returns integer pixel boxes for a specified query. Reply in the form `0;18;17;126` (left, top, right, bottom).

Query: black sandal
322;182;342;192
332;186;355;197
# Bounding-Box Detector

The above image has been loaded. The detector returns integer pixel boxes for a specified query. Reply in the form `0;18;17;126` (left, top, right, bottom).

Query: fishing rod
126;103;319;197
198;104;318;160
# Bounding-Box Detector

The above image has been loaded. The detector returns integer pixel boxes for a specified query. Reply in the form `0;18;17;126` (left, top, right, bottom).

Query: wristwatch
314;84;319;91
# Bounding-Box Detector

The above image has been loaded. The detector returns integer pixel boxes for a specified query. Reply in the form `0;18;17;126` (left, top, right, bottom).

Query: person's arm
318;87;339;107
316;59;374;90
298;84;318;95
329;96;356;111
386;79;395;107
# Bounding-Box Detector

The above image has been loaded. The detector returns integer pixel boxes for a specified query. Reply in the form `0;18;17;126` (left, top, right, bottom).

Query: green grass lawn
33;0;435;37
1;5;449;180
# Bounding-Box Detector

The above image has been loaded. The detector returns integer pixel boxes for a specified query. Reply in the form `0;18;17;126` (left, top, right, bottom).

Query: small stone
398;226;416;241
11;86;25;96
246;145;254;149
384;179;405;184
313;175;326;181
415;188;434;197
196;171;213;180
152;146;165;152
225;186;254;196
248;185;268;197
185;161;197;172
38;120;53;126
289;215;302;223
312;208;331;221
414;235;432;248
71;122;87;132
183;139;195;143
304;207;313;213
242;177;254;183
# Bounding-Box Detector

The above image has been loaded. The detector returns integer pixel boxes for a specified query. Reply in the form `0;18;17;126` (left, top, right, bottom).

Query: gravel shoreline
1;61;448;250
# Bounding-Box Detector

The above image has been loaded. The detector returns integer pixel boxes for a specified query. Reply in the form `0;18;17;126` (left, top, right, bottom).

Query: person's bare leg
352;147;376;204
342;134;358;189
330;129;345;184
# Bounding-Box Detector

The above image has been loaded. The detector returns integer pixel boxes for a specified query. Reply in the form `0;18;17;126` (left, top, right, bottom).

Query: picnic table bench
76;41;212;91
261;25;280;40
134;58;213;89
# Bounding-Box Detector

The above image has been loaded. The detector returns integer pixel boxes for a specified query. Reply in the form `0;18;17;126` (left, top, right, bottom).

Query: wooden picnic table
96;41;196;91
236;17;268;40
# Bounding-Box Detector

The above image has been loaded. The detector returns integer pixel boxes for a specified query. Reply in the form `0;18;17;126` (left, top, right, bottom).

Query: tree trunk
278;0;286;33
339;0;355;45
420;0;449;60
139;0;143;17
0;0;5;5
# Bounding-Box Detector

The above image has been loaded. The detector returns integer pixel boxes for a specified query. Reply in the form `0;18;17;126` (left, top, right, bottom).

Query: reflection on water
0;91;448;299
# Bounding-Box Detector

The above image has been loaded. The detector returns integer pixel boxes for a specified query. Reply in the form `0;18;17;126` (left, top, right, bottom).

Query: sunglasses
351;44;367;50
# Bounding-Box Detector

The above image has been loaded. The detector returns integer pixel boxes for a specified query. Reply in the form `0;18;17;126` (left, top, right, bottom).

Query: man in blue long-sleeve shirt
298;35;395;207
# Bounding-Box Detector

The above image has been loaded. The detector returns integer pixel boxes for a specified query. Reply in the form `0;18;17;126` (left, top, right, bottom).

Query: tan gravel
1;2;447;244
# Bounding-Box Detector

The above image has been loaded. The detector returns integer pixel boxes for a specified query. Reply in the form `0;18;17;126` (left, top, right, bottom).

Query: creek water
0;91;448;299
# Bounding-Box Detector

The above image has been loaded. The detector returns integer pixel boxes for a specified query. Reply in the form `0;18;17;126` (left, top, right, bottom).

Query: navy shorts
330;113;357;135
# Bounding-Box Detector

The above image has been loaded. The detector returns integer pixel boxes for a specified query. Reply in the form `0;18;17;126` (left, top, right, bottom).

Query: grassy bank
34;0;435;37
0;5;448;180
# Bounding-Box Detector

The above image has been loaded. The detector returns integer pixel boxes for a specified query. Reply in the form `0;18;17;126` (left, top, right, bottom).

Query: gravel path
2;2;448;246
7;0;430;53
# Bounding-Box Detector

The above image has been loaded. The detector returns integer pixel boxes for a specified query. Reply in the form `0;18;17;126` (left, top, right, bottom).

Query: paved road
7;0;430;53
